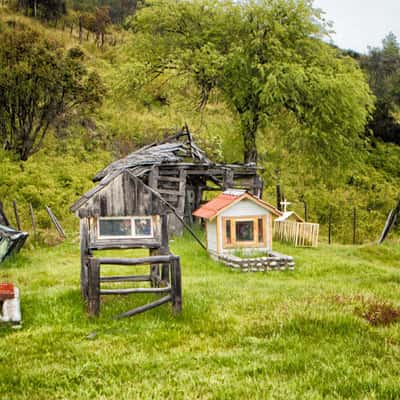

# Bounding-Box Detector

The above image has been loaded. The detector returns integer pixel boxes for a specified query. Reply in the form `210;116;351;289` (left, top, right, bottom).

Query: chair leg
171;257;182;313
87;258;100;317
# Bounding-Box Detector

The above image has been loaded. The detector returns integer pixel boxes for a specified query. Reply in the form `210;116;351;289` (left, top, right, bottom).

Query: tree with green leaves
360;32;400;144
71;0;141;24
0;21;104;161
129;0;374;164
15;0;67;21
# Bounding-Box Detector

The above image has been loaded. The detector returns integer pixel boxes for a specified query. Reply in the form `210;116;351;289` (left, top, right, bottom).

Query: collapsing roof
93;129;213;182
193;190;282;221
71;127;263;215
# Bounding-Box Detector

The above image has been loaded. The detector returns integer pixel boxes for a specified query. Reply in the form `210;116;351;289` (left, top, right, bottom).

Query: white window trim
97;216;153;239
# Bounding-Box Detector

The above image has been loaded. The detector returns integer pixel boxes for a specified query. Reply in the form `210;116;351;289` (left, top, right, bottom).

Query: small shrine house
193;190;281;256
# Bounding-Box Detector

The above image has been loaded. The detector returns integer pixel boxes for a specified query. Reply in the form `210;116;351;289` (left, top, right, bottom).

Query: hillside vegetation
0;2;400;244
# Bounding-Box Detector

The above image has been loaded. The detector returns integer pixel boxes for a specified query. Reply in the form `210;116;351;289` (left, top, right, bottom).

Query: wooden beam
100;275;151;282
12;200;21;231
0;201;10;226
98;255;176;266
29;203;37;241
127;171;207;250
157;176;184;183
45;206;66;238
379;196;400;244
116;295;172;319
100;287;171;295
157;189;185;196
171;256;182;313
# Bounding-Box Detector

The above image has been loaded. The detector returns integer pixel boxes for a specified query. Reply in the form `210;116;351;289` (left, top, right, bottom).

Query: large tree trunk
241;118;258;165
79;16;83;43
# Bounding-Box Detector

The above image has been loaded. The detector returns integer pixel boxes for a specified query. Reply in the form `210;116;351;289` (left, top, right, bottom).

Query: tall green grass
1;234;400;399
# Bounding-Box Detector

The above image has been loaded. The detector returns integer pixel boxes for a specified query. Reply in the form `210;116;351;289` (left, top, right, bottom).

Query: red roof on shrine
193;193;238;219
193;190;281;220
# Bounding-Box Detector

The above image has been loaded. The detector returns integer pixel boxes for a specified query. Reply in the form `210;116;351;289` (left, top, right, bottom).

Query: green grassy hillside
1;7;399;245
1;235;400;399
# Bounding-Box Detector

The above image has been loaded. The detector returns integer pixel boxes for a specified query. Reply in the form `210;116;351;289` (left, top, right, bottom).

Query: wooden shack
71;127;263;235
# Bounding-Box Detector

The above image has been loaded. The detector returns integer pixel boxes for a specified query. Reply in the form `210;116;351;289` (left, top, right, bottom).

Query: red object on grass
0;283;15;300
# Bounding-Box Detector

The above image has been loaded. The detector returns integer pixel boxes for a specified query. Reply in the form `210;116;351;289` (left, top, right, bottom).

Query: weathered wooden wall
84;171;160;217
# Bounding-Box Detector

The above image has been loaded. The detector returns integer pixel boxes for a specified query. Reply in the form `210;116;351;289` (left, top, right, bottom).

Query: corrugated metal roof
93;131;211;182
70;129;262;213
223;189;246;196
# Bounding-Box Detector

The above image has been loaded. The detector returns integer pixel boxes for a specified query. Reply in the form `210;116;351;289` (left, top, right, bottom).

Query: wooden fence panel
274;221;319;247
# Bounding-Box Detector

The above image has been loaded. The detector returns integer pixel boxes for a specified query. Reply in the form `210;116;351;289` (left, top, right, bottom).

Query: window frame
97;216;154;239
222;215;267;248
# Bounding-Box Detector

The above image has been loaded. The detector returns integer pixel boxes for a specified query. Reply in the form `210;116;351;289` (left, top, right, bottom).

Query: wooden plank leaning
127;171;207;250
45;206;66;238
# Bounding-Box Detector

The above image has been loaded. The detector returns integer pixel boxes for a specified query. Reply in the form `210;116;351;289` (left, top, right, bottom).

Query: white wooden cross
280;200;291;213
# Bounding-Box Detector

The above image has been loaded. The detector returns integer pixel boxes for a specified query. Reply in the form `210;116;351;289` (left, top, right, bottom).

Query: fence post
29;203;37;241
13;200;21;231
303;200;308;222
87;258;100;317
353;207;357;245
328;206;332;245
276;185;282;211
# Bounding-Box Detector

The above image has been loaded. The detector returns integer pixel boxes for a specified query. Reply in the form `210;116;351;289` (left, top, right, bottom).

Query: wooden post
150;264;160;288
78;15;83;43
12;200;21;231
353;207;357;245
160;214;170;282
128;171;207;250
0;201;10;226
328;206;332;245
276;185;282;211
87;258;100;317
46;206;66;238
171;256;182;313
29;203;37;241
80;216;90;300
223;169;234;190
303;201;308;222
